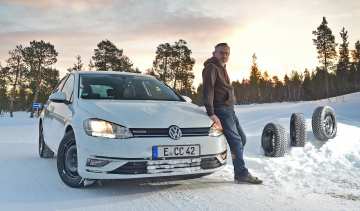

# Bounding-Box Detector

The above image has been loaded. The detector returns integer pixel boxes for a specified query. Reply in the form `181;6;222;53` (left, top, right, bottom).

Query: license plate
152;145;200;159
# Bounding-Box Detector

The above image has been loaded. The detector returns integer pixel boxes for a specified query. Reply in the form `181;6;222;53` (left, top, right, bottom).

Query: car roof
74;70;155;78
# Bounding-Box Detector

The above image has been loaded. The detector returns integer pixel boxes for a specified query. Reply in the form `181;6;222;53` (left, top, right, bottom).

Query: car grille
107;157;223;174
108;162;147;174
147;158;201;174
130;127;210;137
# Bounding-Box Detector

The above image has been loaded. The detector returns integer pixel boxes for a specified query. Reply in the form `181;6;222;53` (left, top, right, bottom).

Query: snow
1;93;360;210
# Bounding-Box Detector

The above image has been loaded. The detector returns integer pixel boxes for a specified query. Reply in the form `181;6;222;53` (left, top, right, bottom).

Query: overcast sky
0;0;359;86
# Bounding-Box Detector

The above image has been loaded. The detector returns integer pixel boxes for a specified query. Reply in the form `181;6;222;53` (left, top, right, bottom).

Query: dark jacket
202;57;236;116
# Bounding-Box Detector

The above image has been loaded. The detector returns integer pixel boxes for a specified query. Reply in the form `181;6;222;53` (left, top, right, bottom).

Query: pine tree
67;55;83;72
249;54;261;101
352;41;360;64
302;69;313;100
171;40;195;95
92;40;135;72
259;71;272;102
351;41;360;89
0;64;9;114
6;45;27;117
289;70;303;101
153;43;174;84
337;27;350;93
249;54;261;85
22;40;58;118
283;74;290;101
152;39;195;95
312;17;337;97
272;76;283;102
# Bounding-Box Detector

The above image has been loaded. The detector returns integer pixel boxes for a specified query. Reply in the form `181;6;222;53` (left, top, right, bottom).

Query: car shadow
0;152;232;210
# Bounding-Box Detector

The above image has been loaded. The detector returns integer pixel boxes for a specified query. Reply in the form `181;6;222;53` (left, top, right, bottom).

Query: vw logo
168;125;182;140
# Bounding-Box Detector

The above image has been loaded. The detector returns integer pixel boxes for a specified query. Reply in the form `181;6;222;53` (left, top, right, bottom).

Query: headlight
208;123;223;137
83;119;133;139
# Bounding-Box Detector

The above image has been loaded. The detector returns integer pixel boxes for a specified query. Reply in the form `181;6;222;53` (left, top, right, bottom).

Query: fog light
86;158;110;167
216;150;227;161
221;150;227;160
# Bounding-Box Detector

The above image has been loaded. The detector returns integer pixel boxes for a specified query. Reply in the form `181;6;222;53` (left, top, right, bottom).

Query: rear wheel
39;123;54;158
261;123;288;157
57;131;94;188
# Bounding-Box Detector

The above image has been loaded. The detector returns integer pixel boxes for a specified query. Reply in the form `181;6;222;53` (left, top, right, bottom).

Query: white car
39;71;227;188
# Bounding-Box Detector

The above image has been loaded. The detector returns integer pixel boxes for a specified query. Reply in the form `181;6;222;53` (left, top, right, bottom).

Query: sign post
32;102;42;117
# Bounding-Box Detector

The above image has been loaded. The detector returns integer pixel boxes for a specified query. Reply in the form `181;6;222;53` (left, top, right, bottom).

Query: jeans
214;105;249;177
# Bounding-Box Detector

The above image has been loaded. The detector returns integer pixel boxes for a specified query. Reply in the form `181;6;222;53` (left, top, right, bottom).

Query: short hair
215;42;230;49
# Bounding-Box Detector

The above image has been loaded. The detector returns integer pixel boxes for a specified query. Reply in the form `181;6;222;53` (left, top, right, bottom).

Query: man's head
213;43;230;65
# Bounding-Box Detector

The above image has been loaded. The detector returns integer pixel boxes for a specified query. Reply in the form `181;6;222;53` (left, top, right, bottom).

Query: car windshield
79;74;183;101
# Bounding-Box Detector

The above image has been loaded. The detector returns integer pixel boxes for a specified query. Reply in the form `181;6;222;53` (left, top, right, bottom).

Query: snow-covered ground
0;92;359;211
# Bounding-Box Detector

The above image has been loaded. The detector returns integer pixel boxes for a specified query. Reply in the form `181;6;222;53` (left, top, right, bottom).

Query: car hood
78;100;212;128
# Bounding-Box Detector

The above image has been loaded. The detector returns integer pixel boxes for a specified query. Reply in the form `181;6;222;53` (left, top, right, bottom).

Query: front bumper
75;130;227;179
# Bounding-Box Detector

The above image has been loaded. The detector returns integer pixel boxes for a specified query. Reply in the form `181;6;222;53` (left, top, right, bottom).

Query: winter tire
261;123;288;157
312;106;337;141
290;113;306;147
57;130;91;188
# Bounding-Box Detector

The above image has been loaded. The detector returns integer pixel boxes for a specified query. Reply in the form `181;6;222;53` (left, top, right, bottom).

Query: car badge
168;125;182;140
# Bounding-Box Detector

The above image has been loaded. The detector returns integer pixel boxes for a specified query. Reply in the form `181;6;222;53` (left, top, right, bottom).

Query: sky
0;0;359;87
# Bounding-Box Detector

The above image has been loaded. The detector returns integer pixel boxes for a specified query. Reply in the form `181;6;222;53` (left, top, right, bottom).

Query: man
202;43;262;184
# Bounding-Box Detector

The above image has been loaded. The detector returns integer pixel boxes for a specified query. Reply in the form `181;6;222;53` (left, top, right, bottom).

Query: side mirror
49;91;68;103
182;95;192;103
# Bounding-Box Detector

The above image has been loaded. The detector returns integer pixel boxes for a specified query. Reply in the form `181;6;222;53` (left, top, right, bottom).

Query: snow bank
262;122;360;200
212;92;360;201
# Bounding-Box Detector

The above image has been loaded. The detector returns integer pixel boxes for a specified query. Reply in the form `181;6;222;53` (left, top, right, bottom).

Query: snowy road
1;93;360;210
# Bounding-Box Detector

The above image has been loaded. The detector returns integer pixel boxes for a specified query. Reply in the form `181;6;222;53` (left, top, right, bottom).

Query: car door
42;74;68;148
49;74;75;151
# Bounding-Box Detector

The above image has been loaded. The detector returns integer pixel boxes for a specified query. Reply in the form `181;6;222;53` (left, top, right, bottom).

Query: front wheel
57;131;93;188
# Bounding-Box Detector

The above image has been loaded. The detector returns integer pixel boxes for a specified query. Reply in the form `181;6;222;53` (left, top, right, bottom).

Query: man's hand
210;115;223;130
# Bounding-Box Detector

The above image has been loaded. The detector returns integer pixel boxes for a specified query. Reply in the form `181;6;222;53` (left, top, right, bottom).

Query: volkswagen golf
39;71;227;188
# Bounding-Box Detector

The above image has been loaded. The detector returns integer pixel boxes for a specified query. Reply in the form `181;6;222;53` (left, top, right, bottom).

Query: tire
39;123;54;158
290;113;306;147
312;106;337;141
57;130;89;188
261;123;288;157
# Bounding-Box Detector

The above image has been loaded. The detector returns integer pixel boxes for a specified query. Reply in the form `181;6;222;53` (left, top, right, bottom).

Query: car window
79;74;182;101
61;74;75;102
89;85;113;98
52;75;68;94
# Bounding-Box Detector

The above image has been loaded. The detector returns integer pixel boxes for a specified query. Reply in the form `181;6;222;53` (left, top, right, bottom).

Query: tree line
192;17;360;105
0;41;59;117
0;16;359;117
0;38;195;117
